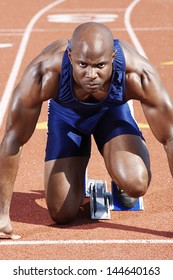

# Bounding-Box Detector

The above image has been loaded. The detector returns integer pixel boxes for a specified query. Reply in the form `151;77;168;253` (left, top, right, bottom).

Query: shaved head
68;22;116;96
71;22;114;54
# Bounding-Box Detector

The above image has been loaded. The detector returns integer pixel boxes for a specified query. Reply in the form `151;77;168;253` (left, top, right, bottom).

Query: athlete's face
68;39;116;93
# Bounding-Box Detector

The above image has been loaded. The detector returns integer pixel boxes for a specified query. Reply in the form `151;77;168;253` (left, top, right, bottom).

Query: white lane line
0;26;171;39
1;26;172;34
0;26;171;38
124;0;147;58
0;34;23;37
0;0;66;128
0;43;12;48
0;29;24;32
124;0;143;116
124;0;148;118
0;239;172;246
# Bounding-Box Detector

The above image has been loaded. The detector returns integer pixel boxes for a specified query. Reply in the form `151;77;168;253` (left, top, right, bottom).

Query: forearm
0;137;22;214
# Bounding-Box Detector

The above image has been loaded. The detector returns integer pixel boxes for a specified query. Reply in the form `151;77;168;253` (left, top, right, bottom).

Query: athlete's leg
93;103;151;202
44;99;92;223
102;134;151;198
44;156;89;224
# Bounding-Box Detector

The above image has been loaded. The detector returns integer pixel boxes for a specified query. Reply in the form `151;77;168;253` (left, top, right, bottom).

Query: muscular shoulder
28;39;68;75
119;40;161;104
20;40;68;101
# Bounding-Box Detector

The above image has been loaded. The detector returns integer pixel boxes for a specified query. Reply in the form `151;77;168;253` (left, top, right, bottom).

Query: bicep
4;74;43;151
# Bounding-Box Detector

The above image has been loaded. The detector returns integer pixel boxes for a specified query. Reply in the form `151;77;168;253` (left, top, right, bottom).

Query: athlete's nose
86;66;98;79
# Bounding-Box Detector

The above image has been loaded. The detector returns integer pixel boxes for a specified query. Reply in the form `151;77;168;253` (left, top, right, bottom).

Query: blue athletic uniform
45;39;144;161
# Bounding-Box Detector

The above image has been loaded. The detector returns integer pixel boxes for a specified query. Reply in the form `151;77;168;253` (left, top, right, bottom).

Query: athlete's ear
68;49;72;64
112;50;117;62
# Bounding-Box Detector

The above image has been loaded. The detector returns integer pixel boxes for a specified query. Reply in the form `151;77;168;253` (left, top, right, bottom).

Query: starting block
85;179;144;220
87;179;113;220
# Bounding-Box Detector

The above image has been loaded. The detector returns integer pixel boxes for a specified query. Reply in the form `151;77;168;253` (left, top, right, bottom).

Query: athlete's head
68;22;116;93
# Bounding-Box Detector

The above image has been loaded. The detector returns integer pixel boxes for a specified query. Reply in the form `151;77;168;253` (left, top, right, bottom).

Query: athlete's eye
79;61;87;67
97;63;106;69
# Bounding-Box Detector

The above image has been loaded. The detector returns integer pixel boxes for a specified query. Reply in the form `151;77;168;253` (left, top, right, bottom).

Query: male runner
0;22;173;239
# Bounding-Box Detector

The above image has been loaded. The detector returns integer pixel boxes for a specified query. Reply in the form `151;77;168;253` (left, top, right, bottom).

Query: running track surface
0;0;173;260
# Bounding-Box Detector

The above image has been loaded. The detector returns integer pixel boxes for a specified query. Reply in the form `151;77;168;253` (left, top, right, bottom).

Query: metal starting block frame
86;179;113;220
85;179;144;220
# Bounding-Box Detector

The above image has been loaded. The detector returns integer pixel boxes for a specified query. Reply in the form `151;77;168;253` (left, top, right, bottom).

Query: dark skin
0;22;173;239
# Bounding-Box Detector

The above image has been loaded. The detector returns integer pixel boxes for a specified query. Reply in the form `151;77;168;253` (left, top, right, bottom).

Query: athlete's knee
47;192;83;224
126;179;149;198
112;166;151;198
48;204;78;225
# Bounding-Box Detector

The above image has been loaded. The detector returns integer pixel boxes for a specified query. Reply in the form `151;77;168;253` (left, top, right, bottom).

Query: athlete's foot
117;189;138;208
0;232;21;240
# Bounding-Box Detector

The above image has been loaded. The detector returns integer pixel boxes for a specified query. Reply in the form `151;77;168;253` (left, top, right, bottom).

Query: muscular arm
122;41;173;176
142;89;173;176
0;80;42;220
0;42;63;234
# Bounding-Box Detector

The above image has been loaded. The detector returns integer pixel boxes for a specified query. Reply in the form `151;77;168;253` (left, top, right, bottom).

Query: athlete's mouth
87;83;98;87
84;84;100;91
85;81;99;87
